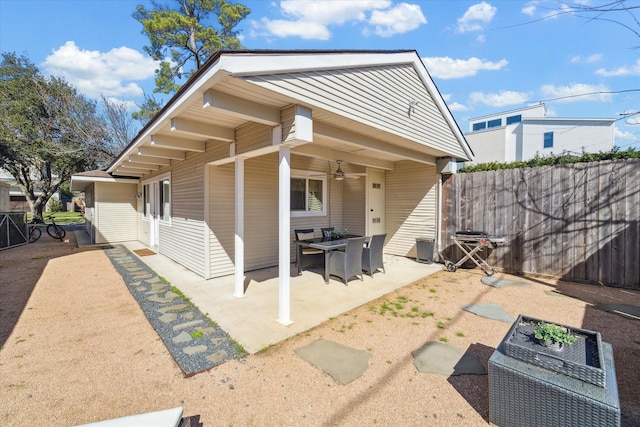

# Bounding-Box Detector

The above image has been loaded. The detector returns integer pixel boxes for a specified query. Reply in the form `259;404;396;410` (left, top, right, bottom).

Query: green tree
133;0;250;116
0;53;109;219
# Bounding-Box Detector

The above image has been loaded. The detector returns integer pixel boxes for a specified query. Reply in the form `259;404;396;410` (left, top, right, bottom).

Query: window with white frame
160;178;171;221
143;183;150;218
291;172;326;217
142;173;171;222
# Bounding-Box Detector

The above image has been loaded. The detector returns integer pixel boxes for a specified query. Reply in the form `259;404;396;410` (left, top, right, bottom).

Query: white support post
277;146;293;325
234;157;245;298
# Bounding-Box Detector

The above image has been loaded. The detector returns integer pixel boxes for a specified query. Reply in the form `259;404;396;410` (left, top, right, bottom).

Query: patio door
149;181;160;248
367;169;385;236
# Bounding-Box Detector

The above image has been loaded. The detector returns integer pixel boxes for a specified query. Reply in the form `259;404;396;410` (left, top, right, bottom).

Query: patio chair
362;233;387;277
321;227;334;239
295;229;323;272
329;236;366;285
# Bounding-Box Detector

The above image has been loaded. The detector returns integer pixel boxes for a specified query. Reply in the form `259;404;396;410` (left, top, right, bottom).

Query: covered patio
116;239;441;353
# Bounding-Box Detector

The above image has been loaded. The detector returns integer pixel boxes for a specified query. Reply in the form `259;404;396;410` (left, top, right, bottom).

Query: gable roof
106;50;472;177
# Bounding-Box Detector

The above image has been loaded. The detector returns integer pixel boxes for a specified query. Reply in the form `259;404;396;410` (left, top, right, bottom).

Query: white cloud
423;56;508;79
441;94;466;111
42;41;157;100
521;2;537;16
447;101;468;112
541;83;612;102
626;116;640;125
571;53;603;64
457;1;497;33
595;59;640;77
615;127;635;140
279;0;389;25
369;3;427;37
251;1;426;40
259;18;332;39
469;90;531;107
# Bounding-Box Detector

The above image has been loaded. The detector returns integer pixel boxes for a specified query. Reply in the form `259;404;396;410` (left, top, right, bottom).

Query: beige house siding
385;161;438;257
94;182;137;244
236;122;273;155
244;63;467;158
159;152;206;277
244;154;279;270
208;163;235;278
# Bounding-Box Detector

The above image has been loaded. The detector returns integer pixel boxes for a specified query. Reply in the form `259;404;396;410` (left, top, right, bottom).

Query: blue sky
1;0;639;149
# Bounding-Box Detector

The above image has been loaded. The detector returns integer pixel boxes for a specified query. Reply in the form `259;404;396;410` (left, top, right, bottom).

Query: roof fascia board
72;176;139;185
522;117;615;123
220;51;418;76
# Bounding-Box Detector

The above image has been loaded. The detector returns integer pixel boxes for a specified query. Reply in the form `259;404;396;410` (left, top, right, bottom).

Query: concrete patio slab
75;235;442;354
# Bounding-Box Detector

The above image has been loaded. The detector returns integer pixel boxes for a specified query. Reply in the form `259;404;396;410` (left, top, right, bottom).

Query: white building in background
464;104;616;164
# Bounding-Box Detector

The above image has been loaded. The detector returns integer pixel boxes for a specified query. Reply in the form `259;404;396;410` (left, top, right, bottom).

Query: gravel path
1;230;639;426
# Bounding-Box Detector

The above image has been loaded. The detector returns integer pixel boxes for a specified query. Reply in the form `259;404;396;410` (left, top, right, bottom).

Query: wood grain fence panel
597;162;614;285
610;162;626;287
584;164;601;282
493;170;507;268
570;164;588;280
512;168;528;273
538;167;552;275
471;172;485;230
624;159;640;288
549;167;571;276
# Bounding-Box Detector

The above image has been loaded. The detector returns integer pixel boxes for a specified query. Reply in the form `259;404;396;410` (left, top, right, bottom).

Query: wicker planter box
489;316;621;427
503;315;605;387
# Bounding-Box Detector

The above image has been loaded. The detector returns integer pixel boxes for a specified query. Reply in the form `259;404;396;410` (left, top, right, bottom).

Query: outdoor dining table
294;235;366;283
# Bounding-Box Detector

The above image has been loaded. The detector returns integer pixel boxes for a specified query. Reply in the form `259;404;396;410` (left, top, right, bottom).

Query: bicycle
28;216;66;242
46;216;66;241
28;221;42;243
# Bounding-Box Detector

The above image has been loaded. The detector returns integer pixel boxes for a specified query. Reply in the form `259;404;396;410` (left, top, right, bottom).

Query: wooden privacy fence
441;159;640;290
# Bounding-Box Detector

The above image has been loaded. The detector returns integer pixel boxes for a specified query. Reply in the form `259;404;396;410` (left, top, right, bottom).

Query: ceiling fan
330;160;366;180
311;160;366;180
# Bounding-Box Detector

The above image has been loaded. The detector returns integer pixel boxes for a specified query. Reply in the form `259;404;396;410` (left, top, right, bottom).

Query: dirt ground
1;231;639;426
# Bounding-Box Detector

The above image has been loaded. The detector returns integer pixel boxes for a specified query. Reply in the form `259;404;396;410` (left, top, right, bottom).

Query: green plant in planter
330;230;344;239
533;321;576;346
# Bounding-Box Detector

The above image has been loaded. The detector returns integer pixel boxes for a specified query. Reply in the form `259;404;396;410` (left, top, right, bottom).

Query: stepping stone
173;331;193;344
181;312;194;320
463;303;515;323
173;320;204;332
211;337;226;346
594;303;640;320
183;345;208;355
295;339;371;385
164;291;179;300
159;313;178;323
207;349;228;364
147;294;174;304
146;277;162;284
157;304;188;313
412;341;486;375
544;290;571;298
481;276;530;288
136;286;147;292
151;283;168;290
130;281;142;287
120;263;139;269
199;327;216;336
